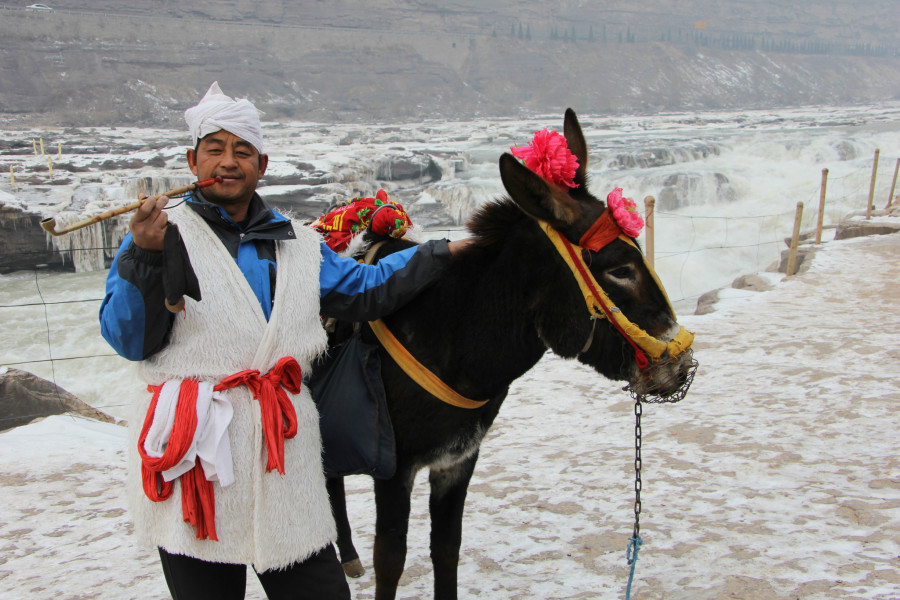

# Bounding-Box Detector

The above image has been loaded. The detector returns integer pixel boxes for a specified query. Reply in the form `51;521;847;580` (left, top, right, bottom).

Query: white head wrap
184;82;264;154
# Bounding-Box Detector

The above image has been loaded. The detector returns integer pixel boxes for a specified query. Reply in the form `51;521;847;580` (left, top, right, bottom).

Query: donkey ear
563;108;589;189
499;153;579;226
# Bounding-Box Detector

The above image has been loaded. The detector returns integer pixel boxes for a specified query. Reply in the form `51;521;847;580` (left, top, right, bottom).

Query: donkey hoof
342;558;365;578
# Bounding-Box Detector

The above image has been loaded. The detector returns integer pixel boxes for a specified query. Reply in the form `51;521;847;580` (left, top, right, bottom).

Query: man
99;82;468;600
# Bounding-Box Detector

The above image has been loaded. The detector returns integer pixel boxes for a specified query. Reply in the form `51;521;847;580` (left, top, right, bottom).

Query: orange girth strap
368;318;489;410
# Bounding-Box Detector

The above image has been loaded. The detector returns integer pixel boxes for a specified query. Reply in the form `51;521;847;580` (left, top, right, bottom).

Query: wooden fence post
9;165;15;190
886;158;899;210
643;196;655;268
815;168;828;244
787;201;804;277
867;148;879;219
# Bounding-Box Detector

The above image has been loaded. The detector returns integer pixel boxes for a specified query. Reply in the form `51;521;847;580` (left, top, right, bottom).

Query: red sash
137;357;303;541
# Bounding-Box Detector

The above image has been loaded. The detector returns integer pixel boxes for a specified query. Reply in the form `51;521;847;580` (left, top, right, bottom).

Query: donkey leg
429;453;479;600
326;476;365;578
372;471;415;600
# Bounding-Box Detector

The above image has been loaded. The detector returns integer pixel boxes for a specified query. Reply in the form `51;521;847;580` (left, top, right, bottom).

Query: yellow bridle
538;220;694;366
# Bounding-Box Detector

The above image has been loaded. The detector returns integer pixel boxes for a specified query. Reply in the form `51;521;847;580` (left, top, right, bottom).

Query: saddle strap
368;318;489;410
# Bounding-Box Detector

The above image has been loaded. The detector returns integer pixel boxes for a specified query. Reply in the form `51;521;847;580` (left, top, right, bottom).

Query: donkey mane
466;197;533;250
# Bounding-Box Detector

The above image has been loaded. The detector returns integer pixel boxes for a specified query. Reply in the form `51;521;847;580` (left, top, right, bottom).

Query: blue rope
625;535;644;600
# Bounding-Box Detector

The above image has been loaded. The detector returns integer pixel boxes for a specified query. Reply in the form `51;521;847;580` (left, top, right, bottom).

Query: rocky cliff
1;0;899;127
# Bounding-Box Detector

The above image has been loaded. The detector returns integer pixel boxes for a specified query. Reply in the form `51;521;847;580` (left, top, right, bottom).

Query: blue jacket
99;192;450;361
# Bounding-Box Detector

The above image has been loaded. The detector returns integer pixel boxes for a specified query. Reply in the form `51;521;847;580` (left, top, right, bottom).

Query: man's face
187;130;268;214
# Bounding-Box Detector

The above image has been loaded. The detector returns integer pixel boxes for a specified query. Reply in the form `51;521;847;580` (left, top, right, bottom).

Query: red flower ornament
606;188;645;237
511;129;580;189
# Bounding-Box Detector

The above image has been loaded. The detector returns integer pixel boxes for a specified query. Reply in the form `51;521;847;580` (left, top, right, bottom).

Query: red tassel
137;359;304;542
635;349;650;371
180;460;218;541
138;381;218;540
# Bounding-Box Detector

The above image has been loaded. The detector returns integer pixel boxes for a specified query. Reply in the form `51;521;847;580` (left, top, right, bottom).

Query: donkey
326;109;696;600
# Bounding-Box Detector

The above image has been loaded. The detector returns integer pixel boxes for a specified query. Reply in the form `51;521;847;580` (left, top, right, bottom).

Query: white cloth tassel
142;382;181;460
196;385;235;487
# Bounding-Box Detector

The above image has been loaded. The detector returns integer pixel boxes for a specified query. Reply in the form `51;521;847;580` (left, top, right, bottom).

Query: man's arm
318;239;455;322
99;234;175;361
99;194;177;360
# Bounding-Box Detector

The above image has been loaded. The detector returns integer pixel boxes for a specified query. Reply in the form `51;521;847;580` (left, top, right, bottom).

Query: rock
697;274;775;314
834;140;858;161
262;192;333;221
657;172;736;210
777;246;814;275
409;181;481;227
0;368;117;432
376;153;442;183
834;216;900;240
263;170;333;187
339;132;362;146
0;202;75;274
732;274;773;292
694;289;720;315
783;230;819;246
610;143;720;170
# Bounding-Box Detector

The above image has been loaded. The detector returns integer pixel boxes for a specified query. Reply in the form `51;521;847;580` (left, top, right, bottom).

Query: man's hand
129;195;170;252
447;238;474;256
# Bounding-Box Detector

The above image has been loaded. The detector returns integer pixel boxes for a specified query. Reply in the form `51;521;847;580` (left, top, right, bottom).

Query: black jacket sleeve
99;238;176;360
318;239;451;322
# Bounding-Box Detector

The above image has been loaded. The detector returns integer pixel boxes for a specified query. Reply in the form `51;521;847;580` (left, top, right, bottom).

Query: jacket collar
186;191;296;242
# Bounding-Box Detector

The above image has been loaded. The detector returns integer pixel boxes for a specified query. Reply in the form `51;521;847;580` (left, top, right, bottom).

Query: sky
1;224;898;599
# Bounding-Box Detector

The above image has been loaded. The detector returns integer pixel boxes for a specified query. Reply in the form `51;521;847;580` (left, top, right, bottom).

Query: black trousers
158;544;351;600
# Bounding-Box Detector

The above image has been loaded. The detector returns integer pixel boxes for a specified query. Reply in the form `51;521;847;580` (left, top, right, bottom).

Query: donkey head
498;109;695;399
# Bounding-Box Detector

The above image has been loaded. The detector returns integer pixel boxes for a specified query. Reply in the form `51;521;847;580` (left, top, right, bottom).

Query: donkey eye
607;266;635;280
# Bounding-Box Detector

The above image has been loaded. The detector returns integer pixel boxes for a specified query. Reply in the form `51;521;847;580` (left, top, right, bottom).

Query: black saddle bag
308;331;397;479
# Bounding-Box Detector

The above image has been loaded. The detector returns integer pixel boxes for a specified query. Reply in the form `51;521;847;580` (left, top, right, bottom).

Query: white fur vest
126;204;333;571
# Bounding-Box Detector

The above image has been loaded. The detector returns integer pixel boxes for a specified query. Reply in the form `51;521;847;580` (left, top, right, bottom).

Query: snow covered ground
2;230;899;599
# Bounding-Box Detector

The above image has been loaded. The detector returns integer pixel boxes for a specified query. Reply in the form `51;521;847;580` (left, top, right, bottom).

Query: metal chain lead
631;396;643;546
623;353;698;569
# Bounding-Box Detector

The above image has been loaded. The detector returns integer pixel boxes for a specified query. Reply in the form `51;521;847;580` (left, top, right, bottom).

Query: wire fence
2;154;898;428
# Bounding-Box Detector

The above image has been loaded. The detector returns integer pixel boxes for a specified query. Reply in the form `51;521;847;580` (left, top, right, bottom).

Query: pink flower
607;188;645;237
510;129;579;189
